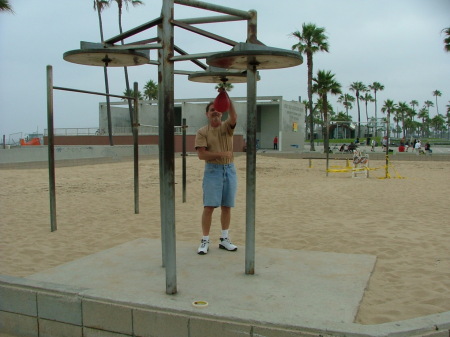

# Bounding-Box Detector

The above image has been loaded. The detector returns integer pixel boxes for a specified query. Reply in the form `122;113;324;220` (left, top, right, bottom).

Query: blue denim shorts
203;163;237;207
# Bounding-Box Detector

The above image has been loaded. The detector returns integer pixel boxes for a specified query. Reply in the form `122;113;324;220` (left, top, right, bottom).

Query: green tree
291;23;329;151
349;81;367;138
424;100;434;115
442;27;450;52
94;0;114;145
397;102;409;138
430;114;445;137
381;99;396;177
144;79;158;100
123;88;143;100
368;82;384;137
337;93;354;118
0;0;14;13
409;100;418;120
360;91;374;126
417;107;429;137
432;90;442;115
312;70;342;154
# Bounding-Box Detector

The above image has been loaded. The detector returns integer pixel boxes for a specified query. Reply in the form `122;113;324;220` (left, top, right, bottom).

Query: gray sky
1;0;449;139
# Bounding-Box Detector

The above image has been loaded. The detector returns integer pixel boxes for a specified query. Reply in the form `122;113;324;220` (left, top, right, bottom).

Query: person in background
273;136;278;150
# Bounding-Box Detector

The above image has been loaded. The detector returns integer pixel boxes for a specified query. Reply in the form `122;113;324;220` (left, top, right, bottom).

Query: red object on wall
213;89;230;112
20;138;41;146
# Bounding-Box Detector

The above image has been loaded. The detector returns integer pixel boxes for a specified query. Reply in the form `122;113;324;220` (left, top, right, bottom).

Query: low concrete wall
0;145;159;164
1;275;449;337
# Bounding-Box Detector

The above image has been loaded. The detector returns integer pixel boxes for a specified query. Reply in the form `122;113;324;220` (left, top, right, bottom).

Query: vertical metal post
159;0;177;294
157;25;166;268
46;65;57;232
133;82;140;214
245;64;257;275
245;9;258;275
182;118;187;203
385;111;390;179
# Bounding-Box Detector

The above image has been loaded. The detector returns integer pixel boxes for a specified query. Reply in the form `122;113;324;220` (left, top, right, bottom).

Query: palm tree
368;82;384;137
112;0;144;130
349;82;367;138
312;70;342;156
123;88;143;101
94;0;114;145
442;27;450;52
409;100;418;120
360;92;374;134
337;93;354;118
0;0;14;13
291;23;329;151
417;107;429;137
432;90;442;115
144;79;158;100
397;102;409;138
381;99;396;178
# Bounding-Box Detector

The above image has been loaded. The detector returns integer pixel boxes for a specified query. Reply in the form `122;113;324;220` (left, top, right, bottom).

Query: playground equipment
352;149;369;178
60;0;302;294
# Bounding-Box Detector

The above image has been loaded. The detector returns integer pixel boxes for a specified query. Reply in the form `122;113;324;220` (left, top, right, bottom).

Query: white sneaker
197;239;209;255
219;237;237;251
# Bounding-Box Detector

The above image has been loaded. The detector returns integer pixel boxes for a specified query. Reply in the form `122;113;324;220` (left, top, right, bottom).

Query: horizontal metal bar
177;14;244;25
105;17;163;45
109;43;162;50
53;86;132;100
174;45;207;70
175;0;251;19
174;70;194;75
171;51;220;61
173;20;238;47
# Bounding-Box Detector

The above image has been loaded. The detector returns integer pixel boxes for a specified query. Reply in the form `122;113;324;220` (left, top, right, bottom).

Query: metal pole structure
157;25;166;268
103;66;114;146
133;82;140;214
46;65;57;232
245;63;257;275
159;0;177;294
182;118;187;203
245;9;258;275
385;110;390;179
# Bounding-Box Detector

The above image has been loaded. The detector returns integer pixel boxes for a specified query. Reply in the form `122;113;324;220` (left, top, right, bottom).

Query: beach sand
1;154;449;325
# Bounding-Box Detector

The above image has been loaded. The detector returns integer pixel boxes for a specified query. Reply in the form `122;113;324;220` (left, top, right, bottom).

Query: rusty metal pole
245;10;258;275
182;118;187;203
133;82;139;214
157;24;166;269
159;0;177;294
46;65;57;232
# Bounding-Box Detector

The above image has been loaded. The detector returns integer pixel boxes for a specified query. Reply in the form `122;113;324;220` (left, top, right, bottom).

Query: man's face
206;104;222;122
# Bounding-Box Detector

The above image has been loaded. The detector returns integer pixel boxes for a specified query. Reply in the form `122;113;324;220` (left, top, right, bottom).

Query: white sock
221;230;229;239
202;236;209;242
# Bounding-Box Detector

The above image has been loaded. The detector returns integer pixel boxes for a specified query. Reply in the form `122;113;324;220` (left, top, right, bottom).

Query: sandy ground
1;154;449;325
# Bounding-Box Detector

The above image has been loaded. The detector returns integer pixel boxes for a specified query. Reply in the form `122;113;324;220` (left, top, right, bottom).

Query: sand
1;154;449;325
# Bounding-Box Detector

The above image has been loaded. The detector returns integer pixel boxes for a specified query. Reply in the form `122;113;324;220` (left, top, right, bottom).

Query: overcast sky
1;0;449;140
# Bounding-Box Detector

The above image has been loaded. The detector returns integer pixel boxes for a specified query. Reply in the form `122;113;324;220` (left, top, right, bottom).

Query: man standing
273;136;278;150
195;98;238;255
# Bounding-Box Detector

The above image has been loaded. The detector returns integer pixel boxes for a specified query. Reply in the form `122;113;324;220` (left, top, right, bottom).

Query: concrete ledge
1;251;450;337
0;145;158;165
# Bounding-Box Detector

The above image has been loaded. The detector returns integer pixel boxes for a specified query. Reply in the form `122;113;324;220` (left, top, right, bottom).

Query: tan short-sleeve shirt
195;120;235;164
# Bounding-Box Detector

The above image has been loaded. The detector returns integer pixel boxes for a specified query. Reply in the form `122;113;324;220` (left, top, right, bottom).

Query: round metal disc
206;50;303;70
188;70;260;83
63;49;150;67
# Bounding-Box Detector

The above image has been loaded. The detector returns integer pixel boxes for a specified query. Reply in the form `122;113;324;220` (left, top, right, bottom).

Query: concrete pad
27;238;376;326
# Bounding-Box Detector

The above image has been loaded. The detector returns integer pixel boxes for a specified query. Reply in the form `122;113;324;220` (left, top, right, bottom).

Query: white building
99;96;305;152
